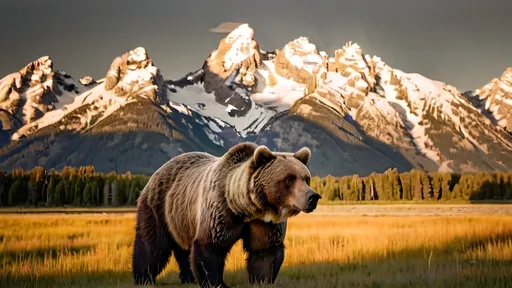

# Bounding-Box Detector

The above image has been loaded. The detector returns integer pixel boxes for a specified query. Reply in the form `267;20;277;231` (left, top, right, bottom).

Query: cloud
209;22;246;33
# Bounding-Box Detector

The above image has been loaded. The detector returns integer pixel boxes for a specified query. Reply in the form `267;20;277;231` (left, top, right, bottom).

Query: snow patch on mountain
251;60;309;107
249;37;330;111
162;101;230;147
167;79;275;137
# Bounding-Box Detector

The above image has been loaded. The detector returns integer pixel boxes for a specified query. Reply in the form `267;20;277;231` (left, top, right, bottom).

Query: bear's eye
284;175;296;186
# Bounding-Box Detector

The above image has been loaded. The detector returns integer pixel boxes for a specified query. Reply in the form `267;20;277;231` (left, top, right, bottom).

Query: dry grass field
1;205;512;288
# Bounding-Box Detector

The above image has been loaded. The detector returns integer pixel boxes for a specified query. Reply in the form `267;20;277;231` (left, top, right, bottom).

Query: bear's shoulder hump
223;142;259;164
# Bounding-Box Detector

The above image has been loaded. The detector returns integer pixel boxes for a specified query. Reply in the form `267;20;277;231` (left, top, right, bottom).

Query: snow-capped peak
0;56;87;130
105;46;166;103
205;23;261;87
282;37;324;75
249;36;329;109
469;67;512;132
223;23;257;71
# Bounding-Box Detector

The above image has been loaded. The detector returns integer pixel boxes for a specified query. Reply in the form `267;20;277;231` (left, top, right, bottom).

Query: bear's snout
304;189;321;213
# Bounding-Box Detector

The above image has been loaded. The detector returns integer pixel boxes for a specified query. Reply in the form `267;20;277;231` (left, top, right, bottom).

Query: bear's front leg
242;219;287;284
190;240;231;288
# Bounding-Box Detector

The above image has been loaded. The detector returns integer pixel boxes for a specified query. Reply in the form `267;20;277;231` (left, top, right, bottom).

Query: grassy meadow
1;206;512;288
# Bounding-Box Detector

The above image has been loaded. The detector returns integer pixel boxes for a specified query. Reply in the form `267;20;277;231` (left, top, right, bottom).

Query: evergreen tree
0;171;5;207
55;181;65;206
387;168;402;200
452;184;462;199
457;174;473;200
349;175;363;201
440;173;452;200
430;172;442;200
421;172;433;200
91;178;99;206
8;180;23;206
339;177;349;200
83;183;92;206
399;172;412;200
366;174;377;200
323;175;339;201
46;173;56;207
410;169;423;200
103;179;111;206
373;173;384;200
74;177;85;206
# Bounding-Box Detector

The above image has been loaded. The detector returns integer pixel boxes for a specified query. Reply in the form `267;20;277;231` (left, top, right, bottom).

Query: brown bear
132;142;321;287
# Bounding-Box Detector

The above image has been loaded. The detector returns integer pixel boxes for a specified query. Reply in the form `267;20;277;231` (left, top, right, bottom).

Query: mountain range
1;23;511;177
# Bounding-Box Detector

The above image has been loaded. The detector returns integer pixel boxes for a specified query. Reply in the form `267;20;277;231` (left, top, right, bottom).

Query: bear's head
249;145;321;223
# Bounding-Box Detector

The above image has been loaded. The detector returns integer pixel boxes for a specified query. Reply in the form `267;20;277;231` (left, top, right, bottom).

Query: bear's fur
132;142;321;287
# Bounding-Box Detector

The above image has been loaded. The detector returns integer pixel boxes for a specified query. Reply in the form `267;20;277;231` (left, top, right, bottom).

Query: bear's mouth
292;204;314;214
290;205;310;213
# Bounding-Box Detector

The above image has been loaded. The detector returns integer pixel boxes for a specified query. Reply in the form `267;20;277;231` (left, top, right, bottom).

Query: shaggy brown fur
132;142;320;287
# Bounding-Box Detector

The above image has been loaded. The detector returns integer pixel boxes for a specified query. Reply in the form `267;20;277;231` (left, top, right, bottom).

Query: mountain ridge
1;23;511;177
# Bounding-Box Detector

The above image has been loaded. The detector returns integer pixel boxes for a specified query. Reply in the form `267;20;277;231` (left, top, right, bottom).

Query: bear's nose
306;190;321;211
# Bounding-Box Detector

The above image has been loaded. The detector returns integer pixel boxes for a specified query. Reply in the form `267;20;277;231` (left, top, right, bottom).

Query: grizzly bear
132;142;321;287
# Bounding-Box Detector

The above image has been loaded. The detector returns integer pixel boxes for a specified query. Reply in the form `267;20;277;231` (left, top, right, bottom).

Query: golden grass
0;210;511;288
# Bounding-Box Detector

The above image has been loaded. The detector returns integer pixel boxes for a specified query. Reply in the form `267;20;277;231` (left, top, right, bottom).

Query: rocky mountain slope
1;23;511;177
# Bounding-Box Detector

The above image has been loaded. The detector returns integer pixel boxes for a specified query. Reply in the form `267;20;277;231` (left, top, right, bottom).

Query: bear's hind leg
132;194;173;285
242;219;287;285
172;244;196;284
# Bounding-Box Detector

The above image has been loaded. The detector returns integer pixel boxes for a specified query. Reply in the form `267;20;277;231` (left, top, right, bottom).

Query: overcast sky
1;0;511;91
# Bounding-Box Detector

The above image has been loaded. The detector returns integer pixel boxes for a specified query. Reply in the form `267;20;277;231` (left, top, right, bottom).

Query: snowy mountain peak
224;23;254;43
282;37;324;74
250;36;328;109
22;55;53;79
205;23;261;87
275;36;327;88
0;55;87;134
223;23;256;71
104;46;166;103
469;67;512;132
329;41;378;88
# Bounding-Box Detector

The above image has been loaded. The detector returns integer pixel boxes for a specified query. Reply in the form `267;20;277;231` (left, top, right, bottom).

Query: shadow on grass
1;232;511;288
468;200;512;205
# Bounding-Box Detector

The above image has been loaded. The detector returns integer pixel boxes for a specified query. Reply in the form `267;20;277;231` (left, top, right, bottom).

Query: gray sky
1;0;511;91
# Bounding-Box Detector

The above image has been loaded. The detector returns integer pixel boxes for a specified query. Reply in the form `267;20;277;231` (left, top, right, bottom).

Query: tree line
0;166;511;207
0;166;149;207
310;168;512;201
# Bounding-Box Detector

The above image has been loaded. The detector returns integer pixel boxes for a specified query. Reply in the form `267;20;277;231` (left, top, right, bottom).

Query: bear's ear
253;145;276;167
294;147;311;166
